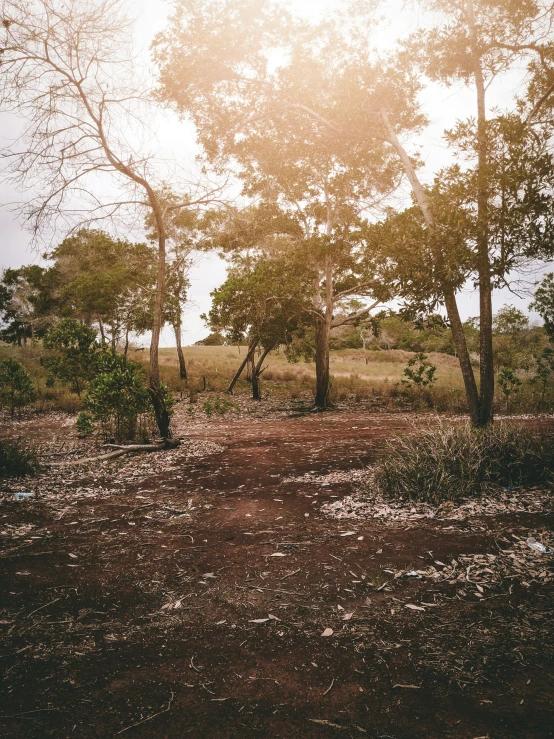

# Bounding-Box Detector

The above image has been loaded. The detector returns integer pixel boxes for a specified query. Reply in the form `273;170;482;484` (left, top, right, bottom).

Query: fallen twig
116;692;174;734
27;598;61;618
393;684;421;689
235;583;307;597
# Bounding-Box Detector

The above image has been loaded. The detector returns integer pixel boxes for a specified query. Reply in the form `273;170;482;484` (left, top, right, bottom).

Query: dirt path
1;408;553;738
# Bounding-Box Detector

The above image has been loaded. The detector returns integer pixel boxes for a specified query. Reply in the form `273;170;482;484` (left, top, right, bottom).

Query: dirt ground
1;403;553;738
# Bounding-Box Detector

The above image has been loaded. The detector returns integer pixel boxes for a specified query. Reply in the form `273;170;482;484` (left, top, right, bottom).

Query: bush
401;352;437;390
83;353;157;442
0;438;41;478
76;411;95;437
203;397;238;418
372;423;554;504
0;358;36;417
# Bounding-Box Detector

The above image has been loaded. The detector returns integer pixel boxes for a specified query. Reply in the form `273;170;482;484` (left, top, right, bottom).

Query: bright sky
0;0;548;347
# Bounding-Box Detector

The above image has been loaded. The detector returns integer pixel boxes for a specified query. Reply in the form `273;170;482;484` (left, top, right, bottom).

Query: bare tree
0;0;223;439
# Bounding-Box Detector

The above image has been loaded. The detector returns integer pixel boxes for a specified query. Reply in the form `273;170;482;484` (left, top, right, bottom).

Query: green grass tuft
372;423;554;504
0;438;42;479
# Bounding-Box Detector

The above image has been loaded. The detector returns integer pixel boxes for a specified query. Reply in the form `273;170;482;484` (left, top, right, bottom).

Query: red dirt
1;408;553;738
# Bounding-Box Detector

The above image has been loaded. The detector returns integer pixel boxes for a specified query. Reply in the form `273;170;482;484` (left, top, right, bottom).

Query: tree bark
173;318;187;381
148;223;171;439
124;327;129;358
313;188;335;410
251;344;273;400
227;339;257;394
314;313;332;409
467;0;494;426
246;350;255;382
381;110;481;425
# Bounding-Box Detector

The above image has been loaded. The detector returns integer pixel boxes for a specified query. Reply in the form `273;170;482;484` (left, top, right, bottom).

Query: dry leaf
342;612;354;621
405;604;425;611
321;627;334;637
249;618;270;624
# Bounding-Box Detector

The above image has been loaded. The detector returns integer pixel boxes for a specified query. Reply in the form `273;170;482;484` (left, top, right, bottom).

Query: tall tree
154;4;397;407
398;0;554;423
0;0;222;439
158;0;554;424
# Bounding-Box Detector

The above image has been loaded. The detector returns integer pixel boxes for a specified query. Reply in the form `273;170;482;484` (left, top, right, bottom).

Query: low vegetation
372;423;554;505
0;437;42;478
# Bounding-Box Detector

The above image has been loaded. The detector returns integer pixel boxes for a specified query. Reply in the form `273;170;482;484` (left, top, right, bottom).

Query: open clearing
1;402;553;738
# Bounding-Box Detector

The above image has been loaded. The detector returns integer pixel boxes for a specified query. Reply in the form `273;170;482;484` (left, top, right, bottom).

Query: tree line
2;0;554;435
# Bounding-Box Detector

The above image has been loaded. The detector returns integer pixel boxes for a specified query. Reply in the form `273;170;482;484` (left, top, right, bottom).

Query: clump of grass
372;423;554;504
0;438;42;479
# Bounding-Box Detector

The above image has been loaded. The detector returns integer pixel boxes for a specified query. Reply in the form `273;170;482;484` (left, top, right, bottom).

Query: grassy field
0;342;466;412
149;344;467;411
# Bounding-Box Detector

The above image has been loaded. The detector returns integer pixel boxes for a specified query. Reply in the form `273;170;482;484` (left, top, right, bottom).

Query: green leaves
0;358;36;418
401;353;437;390
82;353;165;443
41;319;98;396
531;273;554;340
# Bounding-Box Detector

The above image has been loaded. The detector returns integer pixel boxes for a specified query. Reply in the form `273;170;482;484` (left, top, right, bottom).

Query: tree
154;8;398;407
0;358;36;417
0;0;223;438
0;265;60;344
156;0;554;424
206;242;311;399
396;0;554;425
41;319;99;397
48;229;156;352
145;192;212;382
531;274;554;341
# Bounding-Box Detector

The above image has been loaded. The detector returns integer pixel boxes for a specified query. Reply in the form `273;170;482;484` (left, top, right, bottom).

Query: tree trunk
227;339;257;394
173;319;187;381
98;318;106;344
314;314;332;409
467;0;494;426
251;344;273;400
148;225;171;439
124;327;129;358
381;110;481;425
246;350;255;382
444;291;480;426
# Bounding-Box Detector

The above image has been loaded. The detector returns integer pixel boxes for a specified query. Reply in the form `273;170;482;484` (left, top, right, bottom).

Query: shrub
203;397;239;418
401;352;437;390
497;368;522;412
0;358;36;417
83;353;158;442
76;411;95;437
0;438;41;478
372;423;554;504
